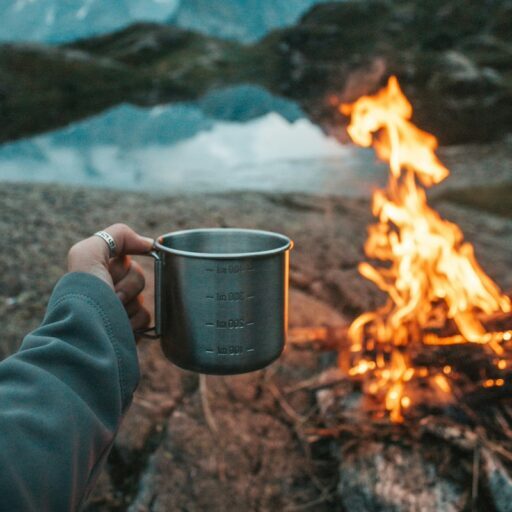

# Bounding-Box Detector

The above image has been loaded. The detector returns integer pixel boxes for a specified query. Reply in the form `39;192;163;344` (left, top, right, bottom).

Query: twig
302;424;364;440
133;396;158;411
494;411;512;439
484;440;512;463
471;445;480;512
284;490;337;511
283;374;323;395
284;374;348;395
199;374;218;434
199;375;227;481
267;381;306;423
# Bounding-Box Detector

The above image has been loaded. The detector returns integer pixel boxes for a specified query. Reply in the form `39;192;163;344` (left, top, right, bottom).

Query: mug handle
134;249;162;339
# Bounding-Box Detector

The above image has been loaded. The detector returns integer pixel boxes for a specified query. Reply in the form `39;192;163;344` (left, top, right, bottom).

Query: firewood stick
287;326;328;343
288;325;511;354
289;325;511;368
287;302;512;348
482;308;512;326
471;446;480;512
483;440;512;463
287;325;349;350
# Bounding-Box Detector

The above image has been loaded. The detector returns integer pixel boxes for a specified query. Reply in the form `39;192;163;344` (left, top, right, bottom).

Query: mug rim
154;228;293;260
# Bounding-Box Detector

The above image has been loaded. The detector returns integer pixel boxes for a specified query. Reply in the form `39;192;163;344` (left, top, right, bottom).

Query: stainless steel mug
142;228;293;375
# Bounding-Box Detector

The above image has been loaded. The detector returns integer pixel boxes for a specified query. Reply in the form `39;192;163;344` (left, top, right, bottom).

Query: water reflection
0;85;386;196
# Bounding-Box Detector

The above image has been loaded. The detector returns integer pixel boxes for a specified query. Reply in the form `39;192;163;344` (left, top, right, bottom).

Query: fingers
114;259;150;332
104;223;154;258
125;296;151;329
114;259;145;305
68;224;153;290
124;296;143;318
109;256;131;285
68;224;152;335
130;305;151;331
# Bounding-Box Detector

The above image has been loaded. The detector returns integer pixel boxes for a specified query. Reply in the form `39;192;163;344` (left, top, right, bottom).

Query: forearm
0;272;139;511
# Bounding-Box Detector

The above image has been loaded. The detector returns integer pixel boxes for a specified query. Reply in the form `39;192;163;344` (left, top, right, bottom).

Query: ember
340;76;512;422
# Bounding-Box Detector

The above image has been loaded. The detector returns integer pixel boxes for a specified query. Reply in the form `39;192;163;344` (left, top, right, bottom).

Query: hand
68;224;154;331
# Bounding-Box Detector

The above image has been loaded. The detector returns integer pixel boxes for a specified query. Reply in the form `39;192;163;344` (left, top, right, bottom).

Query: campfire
334;77;512;423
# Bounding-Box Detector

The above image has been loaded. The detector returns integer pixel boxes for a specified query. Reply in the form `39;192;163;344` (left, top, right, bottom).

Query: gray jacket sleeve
0;272;140;512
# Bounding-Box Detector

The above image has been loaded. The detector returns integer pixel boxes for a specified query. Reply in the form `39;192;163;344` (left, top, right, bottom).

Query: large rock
482;448;512;512
338;441;469;511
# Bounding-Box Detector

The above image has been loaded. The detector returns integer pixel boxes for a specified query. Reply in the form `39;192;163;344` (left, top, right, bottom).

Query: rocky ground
1;140;511;510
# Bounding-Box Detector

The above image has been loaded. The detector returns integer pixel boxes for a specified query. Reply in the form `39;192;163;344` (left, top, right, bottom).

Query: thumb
102;223;154;258
68;224;154;289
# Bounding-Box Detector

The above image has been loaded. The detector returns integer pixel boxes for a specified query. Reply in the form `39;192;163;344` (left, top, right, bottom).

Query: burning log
288;322;512;417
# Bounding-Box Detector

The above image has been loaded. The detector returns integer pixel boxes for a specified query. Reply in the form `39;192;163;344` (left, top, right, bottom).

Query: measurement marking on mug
214;264;256;274
209;291;247;302
215;319;246;329
207;319;256;329
217;345;244;355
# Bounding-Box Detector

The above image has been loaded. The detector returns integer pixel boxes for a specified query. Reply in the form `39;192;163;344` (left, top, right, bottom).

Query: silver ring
94;231;117;258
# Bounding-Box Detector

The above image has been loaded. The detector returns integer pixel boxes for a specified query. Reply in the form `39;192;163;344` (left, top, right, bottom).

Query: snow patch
76;0;93;20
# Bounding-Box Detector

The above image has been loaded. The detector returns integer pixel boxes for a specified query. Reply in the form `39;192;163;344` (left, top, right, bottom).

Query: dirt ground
1;141;511;511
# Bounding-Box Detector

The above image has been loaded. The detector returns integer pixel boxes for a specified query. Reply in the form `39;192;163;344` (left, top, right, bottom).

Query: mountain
1;0;511;145
0;0;180;43
170;0;333;42
0;0;335;44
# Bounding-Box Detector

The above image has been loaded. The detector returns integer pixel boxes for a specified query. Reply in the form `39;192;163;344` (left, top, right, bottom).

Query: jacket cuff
47;272;139;407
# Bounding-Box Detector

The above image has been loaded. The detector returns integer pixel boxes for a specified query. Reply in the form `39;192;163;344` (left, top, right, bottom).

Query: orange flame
340;76;511;422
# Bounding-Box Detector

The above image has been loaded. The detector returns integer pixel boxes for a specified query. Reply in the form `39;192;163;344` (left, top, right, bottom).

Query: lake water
0;85;386;196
